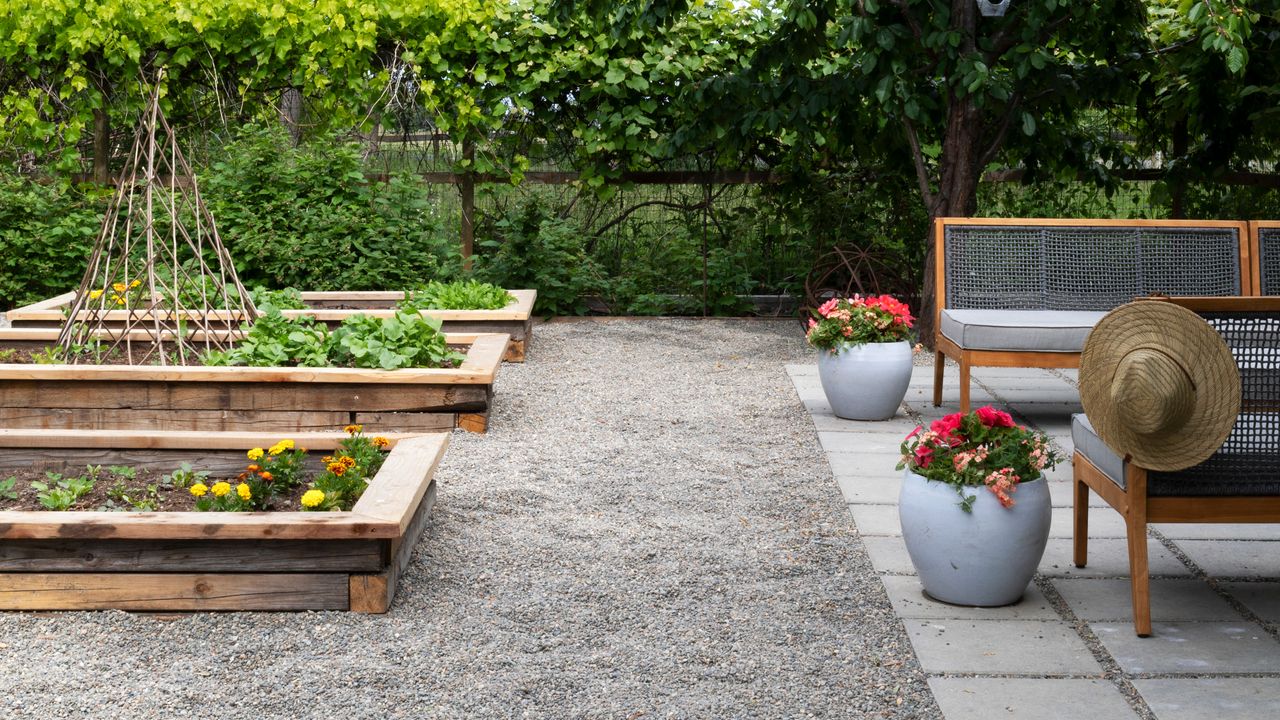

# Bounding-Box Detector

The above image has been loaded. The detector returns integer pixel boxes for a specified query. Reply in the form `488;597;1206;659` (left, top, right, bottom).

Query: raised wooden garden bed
6;289;537;361
0;429;447;612
0;333;507;434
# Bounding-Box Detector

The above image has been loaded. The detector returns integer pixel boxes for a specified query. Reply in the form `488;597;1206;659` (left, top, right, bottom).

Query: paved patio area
788;361;1280;720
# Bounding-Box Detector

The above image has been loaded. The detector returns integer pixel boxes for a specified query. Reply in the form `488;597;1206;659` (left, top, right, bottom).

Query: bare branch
901;117;937;210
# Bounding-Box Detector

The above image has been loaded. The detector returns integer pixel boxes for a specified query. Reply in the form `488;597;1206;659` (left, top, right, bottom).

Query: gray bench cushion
1072;413;1280;497
941;309;1106;352
1072;414;1128;488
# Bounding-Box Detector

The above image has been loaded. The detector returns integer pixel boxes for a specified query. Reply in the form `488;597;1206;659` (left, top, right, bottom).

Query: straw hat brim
1080;301;1240;472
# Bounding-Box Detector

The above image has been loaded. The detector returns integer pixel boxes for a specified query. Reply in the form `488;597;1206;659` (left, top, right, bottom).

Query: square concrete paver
848;504;899;536
835;470;903;504
1219;581;1280;624
1152;524;1280;541
1049;506;1130;539
862;535;916;574
905;619;1102;674
929;678;1139;720
820;431;912;454
828;453;904;482
1133;678;1280;720
1092;621;1280;674
1052;578;1240;622
881;575;1059;620
1038;538;1191;578
1174;540;1280;578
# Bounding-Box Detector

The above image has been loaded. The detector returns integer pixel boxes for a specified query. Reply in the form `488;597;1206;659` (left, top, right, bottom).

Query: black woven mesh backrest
1153;309;1280;494
945;225;1242;310
1260;227;1280;295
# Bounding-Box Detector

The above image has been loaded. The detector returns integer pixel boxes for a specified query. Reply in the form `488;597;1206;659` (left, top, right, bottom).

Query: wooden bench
932;218;1252;412
1073;296;1280;636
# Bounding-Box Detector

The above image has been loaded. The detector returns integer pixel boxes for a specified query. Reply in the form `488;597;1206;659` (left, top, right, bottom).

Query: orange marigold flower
247;464;260;472
343;424;363;435
371;436;390;448
321;455;334;464
339;456;356;468
327;462;347;476
259;471;273;481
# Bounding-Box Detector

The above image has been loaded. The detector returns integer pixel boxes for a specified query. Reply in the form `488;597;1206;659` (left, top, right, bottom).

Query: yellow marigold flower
371;436;390;448
189;483;208;497
300;489;325;508
88;289;103;300
211;481;232;497
130;279;141;288
112;282;127;293
343;424;362;435
114;295;125;306
268;439;294;456
320;455;334;465
237;483;251;501
247;448;264;461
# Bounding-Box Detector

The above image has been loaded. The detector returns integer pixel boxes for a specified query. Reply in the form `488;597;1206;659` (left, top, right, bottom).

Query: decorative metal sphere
977;0;1011;16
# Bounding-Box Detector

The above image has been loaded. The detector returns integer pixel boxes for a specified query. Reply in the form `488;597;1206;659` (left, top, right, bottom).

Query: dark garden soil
0;465;313;513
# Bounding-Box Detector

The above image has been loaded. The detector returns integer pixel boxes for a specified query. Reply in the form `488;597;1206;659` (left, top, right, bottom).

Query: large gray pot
816;341;912;421
898;470;1051;606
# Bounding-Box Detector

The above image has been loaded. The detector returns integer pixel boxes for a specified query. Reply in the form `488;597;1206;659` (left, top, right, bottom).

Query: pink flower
816;299;839;318
913;445;934;468
807;318;817;330
983;467;1021;508
975;406;1015;428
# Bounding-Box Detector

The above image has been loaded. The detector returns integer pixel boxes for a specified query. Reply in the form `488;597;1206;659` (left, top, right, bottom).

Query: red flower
913;444;934;468
976;406;1015;428
930;413;964;442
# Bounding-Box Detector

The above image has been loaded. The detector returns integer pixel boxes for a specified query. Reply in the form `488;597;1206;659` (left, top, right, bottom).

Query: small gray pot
898;470;1052;607
816;341;912;421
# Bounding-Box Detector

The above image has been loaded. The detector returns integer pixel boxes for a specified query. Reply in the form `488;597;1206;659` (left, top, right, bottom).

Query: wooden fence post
460;138;475;270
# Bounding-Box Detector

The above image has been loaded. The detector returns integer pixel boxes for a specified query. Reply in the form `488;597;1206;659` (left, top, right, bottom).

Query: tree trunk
918;94;983;348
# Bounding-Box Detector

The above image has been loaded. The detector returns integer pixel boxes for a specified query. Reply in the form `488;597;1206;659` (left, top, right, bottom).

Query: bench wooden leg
1127;513;1152;637
933;351;945;407
1073;473;1090;568
958;359;971;414
1125;466;1152;637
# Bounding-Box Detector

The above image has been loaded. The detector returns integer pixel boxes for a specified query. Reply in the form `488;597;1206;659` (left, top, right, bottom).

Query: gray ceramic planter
816;340;912;421
898;470;1052;606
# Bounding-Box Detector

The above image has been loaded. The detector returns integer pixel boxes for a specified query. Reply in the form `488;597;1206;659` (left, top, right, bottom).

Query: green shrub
0;175;106;310
201;126;460;291
476;200;604;316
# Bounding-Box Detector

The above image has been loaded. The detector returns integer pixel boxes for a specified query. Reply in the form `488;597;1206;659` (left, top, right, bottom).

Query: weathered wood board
0;333;507;434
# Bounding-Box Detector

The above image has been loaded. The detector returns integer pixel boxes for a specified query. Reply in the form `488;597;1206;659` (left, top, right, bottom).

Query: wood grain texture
0;573;350;610
353;435;447;529
0;429;416;451
0;381;489;413
0;408;352;433
349;479;438;613
0;539;384;572
352;412;456;432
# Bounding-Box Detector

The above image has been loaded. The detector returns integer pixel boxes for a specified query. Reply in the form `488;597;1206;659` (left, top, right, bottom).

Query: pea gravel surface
0;318;937;719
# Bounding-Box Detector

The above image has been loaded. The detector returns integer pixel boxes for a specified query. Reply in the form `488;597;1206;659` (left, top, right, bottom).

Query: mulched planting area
0;318;937;719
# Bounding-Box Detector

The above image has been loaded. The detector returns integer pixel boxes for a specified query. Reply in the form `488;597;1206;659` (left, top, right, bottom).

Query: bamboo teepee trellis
57;74;257;365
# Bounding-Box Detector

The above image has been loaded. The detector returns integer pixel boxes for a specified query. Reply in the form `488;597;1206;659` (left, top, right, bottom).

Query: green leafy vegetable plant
325;311;465;370
31;471;94;510
0;475;17;500
399;280;513;311
203;309;329;367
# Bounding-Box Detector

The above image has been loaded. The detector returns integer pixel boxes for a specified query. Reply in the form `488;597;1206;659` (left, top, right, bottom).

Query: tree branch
901;117;937;211
977;92;1022;170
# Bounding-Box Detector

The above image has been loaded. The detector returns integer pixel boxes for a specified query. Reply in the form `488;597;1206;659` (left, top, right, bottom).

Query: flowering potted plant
806;294;915;420
896;406;1060;606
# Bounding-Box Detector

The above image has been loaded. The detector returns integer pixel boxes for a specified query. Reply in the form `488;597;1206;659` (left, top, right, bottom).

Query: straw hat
1080;301;1240;472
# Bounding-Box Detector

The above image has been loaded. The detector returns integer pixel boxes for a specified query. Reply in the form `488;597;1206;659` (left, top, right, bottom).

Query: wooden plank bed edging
5;289;538;362
0;333;508;434
0;431;448;612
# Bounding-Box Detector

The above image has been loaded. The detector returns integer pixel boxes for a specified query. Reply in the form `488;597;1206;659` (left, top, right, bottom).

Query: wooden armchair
1073;297;1280;636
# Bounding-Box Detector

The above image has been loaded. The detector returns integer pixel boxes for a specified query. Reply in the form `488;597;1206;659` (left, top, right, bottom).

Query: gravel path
0;318;936;719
